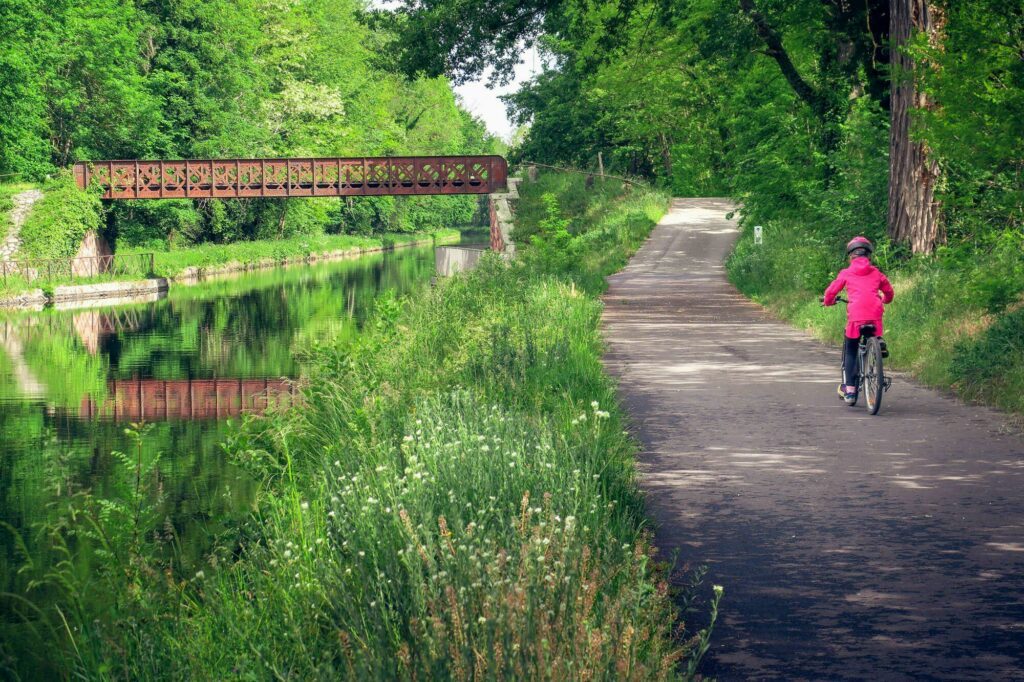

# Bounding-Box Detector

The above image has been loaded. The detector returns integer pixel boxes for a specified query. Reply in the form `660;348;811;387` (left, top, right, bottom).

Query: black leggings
843;337;859;389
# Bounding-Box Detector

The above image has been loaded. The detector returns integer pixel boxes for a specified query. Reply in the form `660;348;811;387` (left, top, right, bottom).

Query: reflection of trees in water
0;408;258;596
0;246;440;658
0;247;436;411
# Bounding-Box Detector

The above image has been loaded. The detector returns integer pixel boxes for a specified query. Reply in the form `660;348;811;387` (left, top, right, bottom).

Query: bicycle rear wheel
864;337;884;415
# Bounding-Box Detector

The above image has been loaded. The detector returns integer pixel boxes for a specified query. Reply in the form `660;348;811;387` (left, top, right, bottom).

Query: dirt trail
602;199;1024;680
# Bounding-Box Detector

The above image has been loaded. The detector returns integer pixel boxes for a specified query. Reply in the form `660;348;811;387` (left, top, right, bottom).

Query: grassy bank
3;174;726;679
125;228;461;278
0;230;460;299
728;223;1024;416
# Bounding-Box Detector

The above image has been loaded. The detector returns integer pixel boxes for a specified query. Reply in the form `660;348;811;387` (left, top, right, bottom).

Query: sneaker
837;383;847;400
844;390;858;406
879;338;889;358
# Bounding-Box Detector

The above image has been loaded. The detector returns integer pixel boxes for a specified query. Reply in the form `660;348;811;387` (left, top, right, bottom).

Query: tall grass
3;174;722;679
728;220;1024;416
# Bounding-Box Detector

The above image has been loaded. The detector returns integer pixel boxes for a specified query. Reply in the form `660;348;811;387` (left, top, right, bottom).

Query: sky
453;47;539;142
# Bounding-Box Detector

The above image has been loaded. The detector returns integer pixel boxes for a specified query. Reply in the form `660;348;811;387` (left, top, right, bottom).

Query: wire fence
0;253;155;286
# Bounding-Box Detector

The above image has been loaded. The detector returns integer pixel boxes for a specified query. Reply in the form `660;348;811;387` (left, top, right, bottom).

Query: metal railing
73;155;509;200
0;253;155;285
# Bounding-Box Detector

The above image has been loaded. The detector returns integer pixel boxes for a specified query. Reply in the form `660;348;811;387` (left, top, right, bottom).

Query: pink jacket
823;257;895;339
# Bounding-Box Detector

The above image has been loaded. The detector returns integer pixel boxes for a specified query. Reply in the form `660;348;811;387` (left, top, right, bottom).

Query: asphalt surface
601;199;1024;680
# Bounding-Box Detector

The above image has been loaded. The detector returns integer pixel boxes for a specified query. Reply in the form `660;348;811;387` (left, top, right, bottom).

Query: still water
0;246;438;604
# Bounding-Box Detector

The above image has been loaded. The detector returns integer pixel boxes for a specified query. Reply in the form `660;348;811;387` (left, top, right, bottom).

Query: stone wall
71;231;114;277
489;176;520;255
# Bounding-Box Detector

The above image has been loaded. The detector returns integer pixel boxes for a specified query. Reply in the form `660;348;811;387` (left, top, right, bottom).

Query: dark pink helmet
846;236;874;256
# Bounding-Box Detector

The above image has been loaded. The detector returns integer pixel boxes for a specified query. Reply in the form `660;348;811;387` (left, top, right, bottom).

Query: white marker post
754;225;763;245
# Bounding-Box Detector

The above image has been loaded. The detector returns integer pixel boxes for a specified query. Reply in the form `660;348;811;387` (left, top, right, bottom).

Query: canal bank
0;230;459;310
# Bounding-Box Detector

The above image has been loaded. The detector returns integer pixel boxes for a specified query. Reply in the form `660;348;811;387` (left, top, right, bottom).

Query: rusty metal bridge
73;155;508;200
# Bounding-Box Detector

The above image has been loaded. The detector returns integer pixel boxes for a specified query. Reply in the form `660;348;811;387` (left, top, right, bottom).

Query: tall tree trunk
658;132;673;180
888;0;943;254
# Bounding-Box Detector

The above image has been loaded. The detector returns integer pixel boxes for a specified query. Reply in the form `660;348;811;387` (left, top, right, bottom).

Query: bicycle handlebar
819;295;848;305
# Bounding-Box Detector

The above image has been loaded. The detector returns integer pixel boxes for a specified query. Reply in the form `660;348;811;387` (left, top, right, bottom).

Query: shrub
17;171;103;259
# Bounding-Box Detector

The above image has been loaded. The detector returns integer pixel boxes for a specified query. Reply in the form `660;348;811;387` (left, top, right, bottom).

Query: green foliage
109;200;202;250
908;0;1024;245
17;172;103;260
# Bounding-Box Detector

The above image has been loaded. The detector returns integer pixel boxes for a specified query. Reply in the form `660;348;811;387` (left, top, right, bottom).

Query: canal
0;245;441;648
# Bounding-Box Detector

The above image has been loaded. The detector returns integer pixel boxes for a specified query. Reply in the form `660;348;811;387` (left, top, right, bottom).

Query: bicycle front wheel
864;337;884;415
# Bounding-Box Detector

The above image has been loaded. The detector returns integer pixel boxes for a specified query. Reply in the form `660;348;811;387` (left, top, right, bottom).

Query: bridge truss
73;155;508;200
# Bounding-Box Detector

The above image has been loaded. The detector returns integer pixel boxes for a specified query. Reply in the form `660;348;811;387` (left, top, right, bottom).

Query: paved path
602;199;1024;680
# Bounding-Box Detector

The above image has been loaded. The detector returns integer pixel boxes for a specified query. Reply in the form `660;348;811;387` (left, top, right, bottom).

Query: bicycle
821;295;892;415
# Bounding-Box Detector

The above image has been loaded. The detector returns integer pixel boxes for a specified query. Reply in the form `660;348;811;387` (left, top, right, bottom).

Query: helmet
845;236;873;256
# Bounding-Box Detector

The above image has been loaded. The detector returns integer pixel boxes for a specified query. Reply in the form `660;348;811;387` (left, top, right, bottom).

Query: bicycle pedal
883;377;892;391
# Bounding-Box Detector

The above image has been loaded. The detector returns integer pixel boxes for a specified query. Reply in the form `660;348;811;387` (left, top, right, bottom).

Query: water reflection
0;247;436;599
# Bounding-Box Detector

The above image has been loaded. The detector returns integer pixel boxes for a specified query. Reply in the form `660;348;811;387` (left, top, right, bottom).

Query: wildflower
591;400;599;409
194;570;205;580
345;568;352;575
481;445;490;452
376;465;386;472
596;410;610;419
403;435;414;442
578;413;587;422
328;511;337;518
370;601;377;608
300;501;310;511
358;551;365;557
334;460;341;467
714;585;725;597
478;616;487;624
283;549;292;558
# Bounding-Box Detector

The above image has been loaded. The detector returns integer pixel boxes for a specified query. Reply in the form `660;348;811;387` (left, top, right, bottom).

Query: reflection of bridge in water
79;378;298;421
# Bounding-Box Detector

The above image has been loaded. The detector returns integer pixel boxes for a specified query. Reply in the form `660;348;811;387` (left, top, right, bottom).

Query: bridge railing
74;155;508;200
0;253;154;285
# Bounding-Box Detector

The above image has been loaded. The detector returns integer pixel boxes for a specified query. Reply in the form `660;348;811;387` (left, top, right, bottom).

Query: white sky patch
454;48;539;142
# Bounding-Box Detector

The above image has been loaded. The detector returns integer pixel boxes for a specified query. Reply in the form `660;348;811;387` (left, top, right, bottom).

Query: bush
17;171;103;259
951;307;1024;413
109;200;202;250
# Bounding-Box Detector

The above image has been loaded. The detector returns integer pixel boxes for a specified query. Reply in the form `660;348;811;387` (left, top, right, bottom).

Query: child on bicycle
822;237;894;405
